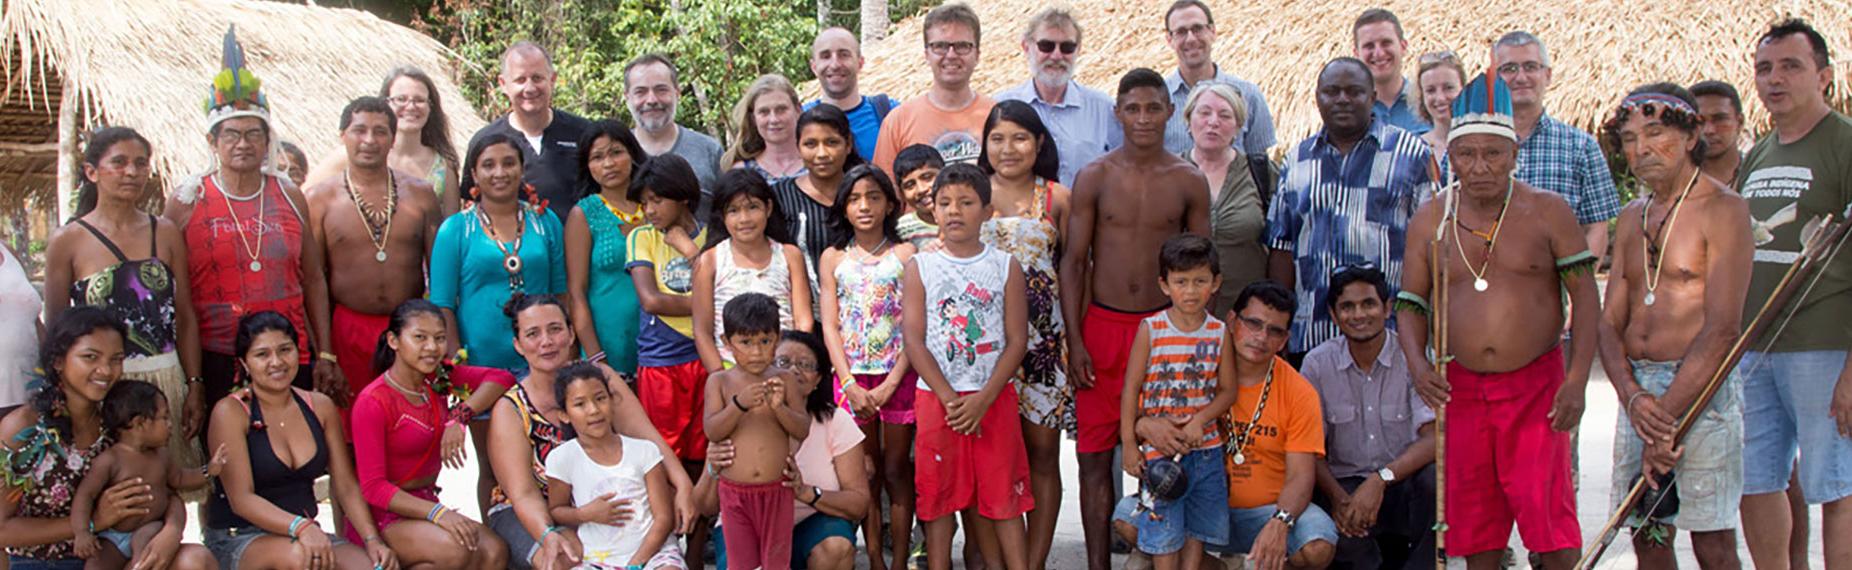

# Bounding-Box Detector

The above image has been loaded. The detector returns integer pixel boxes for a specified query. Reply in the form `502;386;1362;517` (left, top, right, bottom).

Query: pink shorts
1445;346;1580;556
342;485;439;543
835;372;918;425
1076;303;1162;453
914;386;1034;521
637;361;709;460
718;478;795;570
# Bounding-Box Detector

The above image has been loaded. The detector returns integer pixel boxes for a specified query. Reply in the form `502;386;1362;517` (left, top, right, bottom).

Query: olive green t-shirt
1736;112;1852;352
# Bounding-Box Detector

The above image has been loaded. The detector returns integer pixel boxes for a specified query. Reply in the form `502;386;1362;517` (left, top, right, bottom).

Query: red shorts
342;485;439;543
1075;303;1162;453
1445;346;1580;556
637;361;709;460
718;478;795;570
332;304;390;432
914;386;1034;521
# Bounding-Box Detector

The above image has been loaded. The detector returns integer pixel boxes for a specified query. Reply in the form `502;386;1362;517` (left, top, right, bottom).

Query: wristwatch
1377;467;1398;483
1272;509;1297;530
805;486;823;506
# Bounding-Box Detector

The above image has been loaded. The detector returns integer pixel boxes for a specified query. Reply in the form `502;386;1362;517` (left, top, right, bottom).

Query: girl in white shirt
544;362;684;569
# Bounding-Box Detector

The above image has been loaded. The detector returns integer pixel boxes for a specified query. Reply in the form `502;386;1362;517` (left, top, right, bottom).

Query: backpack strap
871;94;895;122
1247;155;1275;215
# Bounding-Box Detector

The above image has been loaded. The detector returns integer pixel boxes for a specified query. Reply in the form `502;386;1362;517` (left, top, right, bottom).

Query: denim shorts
1739;351;1852;503
487;504;541;570
1214;503;1339;557
1611;359;1744;531
6;557;82;570
1114;449;1230;554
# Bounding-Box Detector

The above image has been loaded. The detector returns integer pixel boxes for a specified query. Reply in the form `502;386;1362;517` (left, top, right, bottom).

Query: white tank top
711;238;795;363
914;245;1011;393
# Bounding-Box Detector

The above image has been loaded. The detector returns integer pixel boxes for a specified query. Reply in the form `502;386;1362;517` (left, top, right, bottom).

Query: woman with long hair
43;126;206;479
308;66;463;216
723;75;807;185
1181;83;1276;314
1415;51;1466;160
565;120;649;375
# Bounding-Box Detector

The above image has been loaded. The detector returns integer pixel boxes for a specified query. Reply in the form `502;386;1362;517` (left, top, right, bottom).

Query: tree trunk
55;80;78;224
860;0;887;42
817;0;829;27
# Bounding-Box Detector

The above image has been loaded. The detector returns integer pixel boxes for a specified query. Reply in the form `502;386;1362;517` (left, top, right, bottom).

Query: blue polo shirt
805;94;894;162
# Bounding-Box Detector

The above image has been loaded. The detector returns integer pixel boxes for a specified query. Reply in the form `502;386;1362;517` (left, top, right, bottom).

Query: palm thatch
846;0;1852;152
0;0;486;214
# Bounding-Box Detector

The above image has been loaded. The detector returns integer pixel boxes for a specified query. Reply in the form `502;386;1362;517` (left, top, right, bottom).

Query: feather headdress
204;25;270;131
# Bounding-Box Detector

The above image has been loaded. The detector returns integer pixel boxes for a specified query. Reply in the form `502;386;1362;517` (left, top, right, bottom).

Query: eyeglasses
1236;315;1291;340
1036;40;1078;54
216;127;269;145
927;41;976;56
1330;261;1379;278
773;356;818;374
1496;61;1548;75
388;95;430;108
1418;50;1459;65
1169;23;1211;38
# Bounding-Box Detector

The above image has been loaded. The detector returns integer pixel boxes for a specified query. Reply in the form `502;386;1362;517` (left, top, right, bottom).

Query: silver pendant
1473;278;1489;292
1644;291;1656;306
1233;452;1247;465
504;254;523;275
376;251;389;263
249;261;262;272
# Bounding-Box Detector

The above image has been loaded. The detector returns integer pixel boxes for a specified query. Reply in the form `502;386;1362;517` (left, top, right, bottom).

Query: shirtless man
1394;72;1599;570
1595;84;1752;570
1060;67;1210;570
304;96;441;410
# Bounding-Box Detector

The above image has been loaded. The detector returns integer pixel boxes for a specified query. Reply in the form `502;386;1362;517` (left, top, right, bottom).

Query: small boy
892;143;945;251
901;163;1034;570
72;381;227;569
703;292;811;570
1118;234;1237;570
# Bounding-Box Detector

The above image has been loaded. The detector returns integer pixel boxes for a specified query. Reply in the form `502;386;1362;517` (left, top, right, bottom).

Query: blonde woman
1415;51;1466;158
1180;82;1276;315
722;74;807;184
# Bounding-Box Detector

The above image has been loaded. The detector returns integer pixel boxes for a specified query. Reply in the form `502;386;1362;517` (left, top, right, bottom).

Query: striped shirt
1267;119;1435;353
1137;311;1226;460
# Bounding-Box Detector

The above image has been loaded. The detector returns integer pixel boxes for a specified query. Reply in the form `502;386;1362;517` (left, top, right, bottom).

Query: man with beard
1061;67;1211;570
469;41;590;221
872;3;996;173
806;27;893;162
1161;0;1276;156
1690;80;1746;187
1351;9;1428;134
166;27;342;428
1595;83;1752;570
1395;71;1599;570
304;96;442;418
1265;58;1434;367
1301;264;1436;569
995;7;1121;189
626;53;724;219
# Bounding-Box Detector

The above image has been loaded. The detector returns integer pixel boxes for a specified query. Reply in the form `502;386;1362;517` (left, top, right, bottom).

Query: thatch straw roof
846;0;1852;152
0;0;485;199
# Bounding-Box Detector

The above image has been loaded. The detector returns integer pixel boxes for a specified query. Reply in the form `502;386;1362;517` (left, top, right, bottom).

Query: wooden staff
1430;198;1452;570
1575;211;1852;570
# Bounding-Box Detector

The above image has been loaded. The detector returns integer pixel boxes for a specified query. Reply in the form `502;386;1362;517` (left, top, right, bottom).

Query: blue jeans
1739;350;1852;503
1123;449;1230;554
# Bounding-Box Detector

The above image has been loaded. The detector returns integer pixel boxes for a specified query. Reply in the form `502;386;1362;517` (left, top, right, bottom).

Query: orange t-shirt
871;94;996;174
1225;356;1325;509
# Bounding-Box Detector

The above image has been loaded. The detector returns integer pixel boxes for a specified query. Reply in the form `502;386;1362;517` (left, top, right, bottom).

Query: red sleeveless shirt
184;173;311;360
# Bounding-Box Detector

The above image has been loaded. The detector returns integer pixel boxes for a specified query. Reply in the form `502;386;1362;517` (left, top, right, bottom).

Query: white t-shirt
544;436;663;565
0;247;41;408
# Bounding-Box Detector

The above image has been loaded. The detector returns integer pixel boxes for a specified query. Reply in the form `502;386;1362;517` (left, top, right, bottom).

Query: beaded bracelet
447;403;474;426
287;515;308;540
588;351;606;364
541;525;565;541
426;504;448;522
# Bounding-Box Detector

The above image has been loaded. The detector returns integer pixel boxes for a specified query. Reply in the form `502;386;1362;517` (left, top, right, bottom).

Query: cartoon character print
937;282;997;365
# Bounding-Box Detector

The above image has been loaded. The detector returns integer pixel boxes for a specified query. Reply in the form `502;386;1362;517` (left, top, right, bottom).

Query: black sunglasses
1329;261;1379;278
1036;40;1078;55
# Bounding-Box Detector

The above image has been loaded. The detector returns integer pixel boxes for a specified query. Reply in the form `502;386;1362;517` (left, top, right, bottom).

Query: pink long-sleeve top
351;365;514;510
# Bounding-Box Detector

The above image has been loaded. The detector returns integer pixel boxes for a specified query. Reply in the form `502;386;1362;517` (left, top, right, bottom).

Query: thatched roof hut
0;0;486;230
847;0;1851;152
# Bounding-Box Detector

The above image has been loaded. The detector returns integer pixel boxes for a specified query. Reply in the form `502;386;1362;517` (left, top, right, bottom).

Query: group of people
0;2;1847;570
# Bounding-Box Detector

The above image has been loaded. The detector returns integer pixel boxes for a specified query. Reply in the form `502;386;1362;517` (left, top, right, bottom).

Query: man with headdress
304;96;441;419
164;27;343;434
1595;83;1751;569
1393;70;1599;570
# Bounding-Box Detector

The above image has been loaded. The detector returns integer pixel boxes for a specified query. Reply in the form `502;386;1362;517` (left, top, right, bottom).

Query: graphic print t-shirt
871;94;996;175
1736;112;1852;352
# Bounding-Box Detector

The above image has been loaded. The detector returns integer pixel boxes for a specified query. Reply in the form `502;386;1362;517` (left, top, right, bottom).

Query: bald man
468;41;591;221
807;27;895;162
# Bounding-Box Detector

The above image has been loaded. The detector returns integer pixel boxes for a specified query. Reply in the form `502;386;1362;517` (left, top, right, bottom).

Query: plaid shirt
1440;113;1621;225
1267;119;1435;353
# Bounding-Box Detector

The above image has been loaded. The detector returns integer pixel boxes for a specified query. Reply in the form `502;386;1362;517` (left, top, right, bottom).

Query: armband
1393;291;1432;316
1555;250;1597;280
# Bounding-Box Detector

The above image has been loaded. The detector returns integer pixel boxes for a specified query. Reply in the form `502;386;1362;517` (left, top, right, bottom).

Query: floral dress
4;424;106;561
979;179;1071;431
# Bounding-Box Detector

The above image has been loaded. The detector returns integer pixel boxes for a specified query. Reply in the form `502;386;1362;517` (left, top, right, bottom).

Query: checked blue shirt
1267;119;1435;353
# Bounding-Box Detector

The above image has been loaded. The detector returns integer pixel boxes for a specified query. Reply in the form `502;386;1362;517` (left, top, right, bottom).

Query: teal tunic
578;194;642;373
429;204;567;372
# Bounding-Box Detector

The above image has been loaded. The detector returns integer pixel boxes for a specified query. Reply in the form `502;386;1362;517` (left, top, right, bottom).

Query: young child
626;155;713;469
545;361;684;569
694;169;813;372
1118;234;1237;570
901;163;1034;570
703;293;812;570
71;381;227;570
817;164;917;570
892;144;944;251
